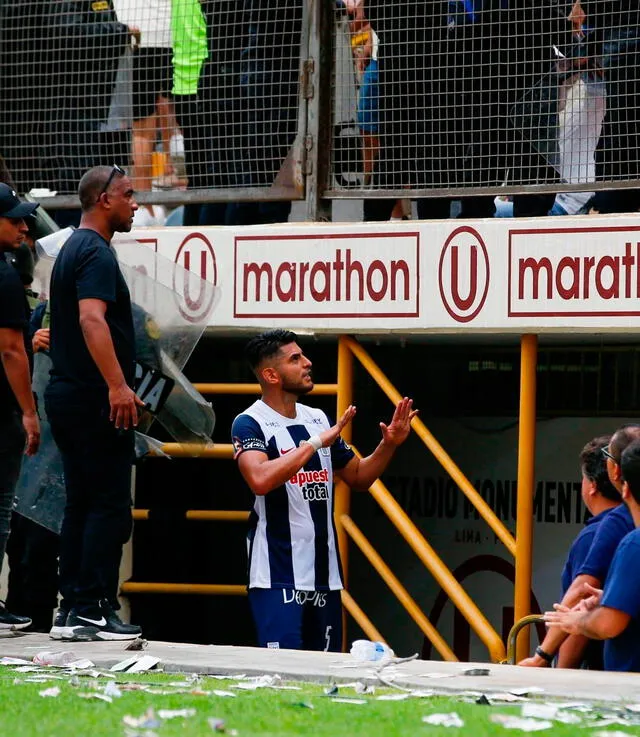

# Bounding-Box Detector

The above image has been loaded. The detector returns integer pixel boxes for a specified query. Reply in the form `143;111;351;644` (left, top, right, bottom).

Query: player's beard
281;376;314;396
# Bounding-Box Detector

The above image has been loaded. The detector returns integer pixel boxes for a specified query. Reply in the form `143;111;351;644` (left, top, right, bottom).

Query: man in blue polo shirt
45;165;144;642
520;424;640;667
545;439;640;672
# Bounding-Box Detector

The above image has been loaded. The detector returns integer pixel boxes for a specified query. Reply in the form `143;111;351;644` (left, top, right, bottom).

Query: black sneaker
62;603;141;641
0;602;32;631
48;609;69;640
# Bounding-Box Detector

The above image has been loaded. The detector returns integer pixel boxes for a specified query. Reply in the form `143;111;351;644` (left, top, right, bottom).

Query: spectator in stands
170;0;209;226
519;423;640;667
49;1;140;220
571;1;640;214
231;329;416;651
545;439;640;672
224;0;303;225
0;2;50;194
113;0;175;226
362;1;572;220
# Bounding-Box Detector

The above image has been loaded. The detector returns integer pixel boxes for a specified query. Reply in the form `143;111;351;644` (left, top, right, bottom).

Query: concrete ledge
2;632;640;703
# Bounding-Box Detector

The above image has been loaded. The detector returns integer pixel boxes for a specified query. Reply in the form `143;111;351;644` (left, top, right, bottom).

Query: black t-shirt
0;257;30;417
48;229;135;400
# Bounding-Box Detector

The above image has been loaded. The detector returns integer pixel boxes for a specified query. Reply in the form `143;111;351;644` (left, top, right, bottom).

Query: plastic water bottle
349;640;394;662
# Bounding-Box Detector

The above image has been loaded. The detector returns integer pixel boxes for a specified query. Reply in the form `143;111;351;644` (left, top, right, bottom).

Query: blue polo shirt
561;507;617;595
601;527;640;672
578;504;635;582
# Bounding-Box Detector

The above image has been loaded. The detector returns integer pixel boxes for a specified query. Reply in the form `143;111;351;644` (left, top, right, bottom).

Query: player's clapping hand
544;605;583;636
380;397;418;447
319;405;356;448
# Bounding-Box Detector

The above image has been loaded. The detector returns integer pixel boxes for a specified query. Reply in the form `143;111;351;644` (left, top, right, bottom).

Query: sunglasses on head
601;445;617;462
100;164;126;196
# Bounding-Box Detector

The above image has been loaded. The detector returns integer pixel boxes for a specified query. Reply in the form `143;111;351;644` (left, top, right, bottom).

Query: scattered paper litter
33;651;77;666
212;690;237;698
127;655;161;673
626;705;640;713
64;659;95;670
521;705;558;720
79;692;113;703
410;690;436;698
510;687;545;697
110;656;140;672
158;708;196;720
0;657;32;665
104;681;122;699
15;666;48;673
376;693;409;701
486;692;527;703
554;712;583;725
39;686;61;698
593;732;635;737
122;709;162;729
354;682;375;695
587;718;635;728
24;676;65;683
490;715;553;732
420;672;455;680
331;697;368;705
209;674;247;681
422;713;464;728
232;674;281;690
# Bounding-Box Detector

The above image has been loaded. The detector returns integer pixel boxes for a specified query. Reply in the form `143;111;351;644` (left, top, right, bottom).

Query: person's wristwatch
534;646;554;664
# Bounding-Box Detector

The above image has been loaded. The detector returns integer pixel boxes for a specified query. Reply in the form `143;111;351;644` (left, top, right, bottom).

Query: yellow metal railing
129;335;538;663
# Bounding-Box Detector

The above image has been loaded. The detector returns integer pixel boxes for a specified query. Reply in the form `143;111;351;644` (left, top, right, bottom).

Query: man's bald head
78;166;120;211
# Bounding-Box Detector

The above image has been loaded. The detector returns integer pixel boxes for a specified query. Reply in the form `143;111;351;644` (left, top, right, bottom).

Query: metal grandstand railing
121;335;547;663
1;2;639;214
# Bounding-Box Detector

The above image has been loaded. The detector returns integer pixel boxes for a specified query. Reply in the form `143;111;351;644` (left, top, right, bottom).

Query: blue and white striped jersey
232;399;355;591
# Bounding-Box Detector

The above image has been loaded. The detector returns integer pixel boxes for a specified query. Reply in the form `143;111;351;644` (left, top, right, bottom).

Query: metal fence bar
341;513;457;662
344;337;516;557
121;582;247;596
340;590;387;645
132;510;249;522
192;383;337;396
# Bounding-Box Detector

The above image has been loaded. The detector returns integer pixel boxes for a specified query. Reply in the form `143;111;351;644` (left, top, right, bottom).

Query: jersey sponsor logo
289;469;329;486
301;482;329;502
282;590;327;608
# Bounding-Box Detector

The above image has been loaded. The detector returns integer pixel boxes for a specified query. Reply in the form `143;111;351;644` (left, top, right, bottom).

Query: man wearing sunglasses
45;165;144;642
519;424;640;668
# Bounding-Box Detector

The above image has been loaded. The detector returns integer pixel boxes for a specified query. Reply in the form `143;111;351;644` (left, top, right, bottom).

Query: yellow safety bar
505;615;544;665
132;334;537;663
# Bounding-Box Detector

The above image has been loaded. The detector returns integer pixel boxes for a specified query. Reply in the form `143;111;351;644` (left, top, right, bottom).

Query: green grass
0;669;639;736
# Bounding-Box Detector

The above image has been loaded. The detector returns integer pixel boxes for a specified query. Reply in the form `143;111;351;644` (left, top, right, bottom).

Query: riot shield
14;231;218;532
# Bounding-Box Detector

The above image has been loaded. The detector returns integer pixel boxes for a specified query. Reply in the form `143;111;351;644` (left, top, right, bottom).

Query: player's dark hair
245;329;298;372
610;424;640;464
580;435;619;502
621;440;640;504
78;166;113;211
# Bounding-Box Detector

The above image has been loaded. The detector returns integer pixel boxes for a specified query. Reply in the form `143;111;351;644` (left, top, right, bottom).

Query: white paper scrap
126;655;161;673
331;698;368;705
422;713;464;728
0;657;32;665
104;681;122;699
158;708;196;719
110;656;140;672
593;732;635;737
521;704;558;720
376;693;409;701
490;715;553;732
39;686;61;698
212;690;237;698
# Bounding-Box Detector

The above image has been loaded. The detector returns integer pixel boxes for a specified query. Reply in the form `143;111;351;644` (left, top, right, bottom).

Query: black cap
0;183;39;219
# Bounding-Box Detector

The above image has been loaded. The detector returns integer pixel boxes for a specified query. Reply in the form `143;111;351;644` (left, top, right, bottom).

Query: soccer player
232;329;416;651
545;439;640;672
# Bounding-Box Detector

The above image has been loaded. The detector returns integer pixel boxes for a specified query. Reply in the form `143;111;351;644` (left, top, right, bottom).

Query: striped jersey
232;399;354;591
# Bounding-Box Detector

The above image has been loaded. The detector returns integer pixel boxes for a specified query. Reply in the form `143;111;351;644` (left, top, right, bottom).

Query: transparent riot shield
14;232;219;532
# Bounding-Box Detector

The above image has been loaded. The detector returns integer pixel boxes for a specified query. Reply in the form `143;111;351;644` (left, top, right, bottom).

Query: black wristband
535;646;554;663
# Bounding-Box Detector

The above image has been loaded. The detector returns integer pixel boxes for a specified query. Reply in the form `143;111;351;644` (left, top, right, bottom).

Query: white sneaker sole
0;620;32;631
49;625;71;640
61;625;140;641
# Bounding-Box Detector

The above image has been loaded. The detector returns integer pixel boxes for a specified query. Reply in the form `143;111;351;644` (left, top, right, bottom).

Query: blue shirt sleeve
578;508;634;581
561;529;595;595
601;533;640;618
75;244;119;303
231;414;268;458
330;435;355;470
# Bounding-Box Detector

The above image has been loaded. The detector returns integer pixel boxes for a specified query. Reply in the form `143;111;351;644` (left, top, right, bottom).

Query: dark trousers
45;394;133;613
6;513;59;631
0;412;25;578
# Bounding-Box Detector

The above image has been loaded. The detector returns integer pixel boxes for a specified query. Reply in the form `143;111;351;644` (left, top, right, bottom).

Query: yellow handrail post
335;336;354;584
336;336;354;652
514;334;538;663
